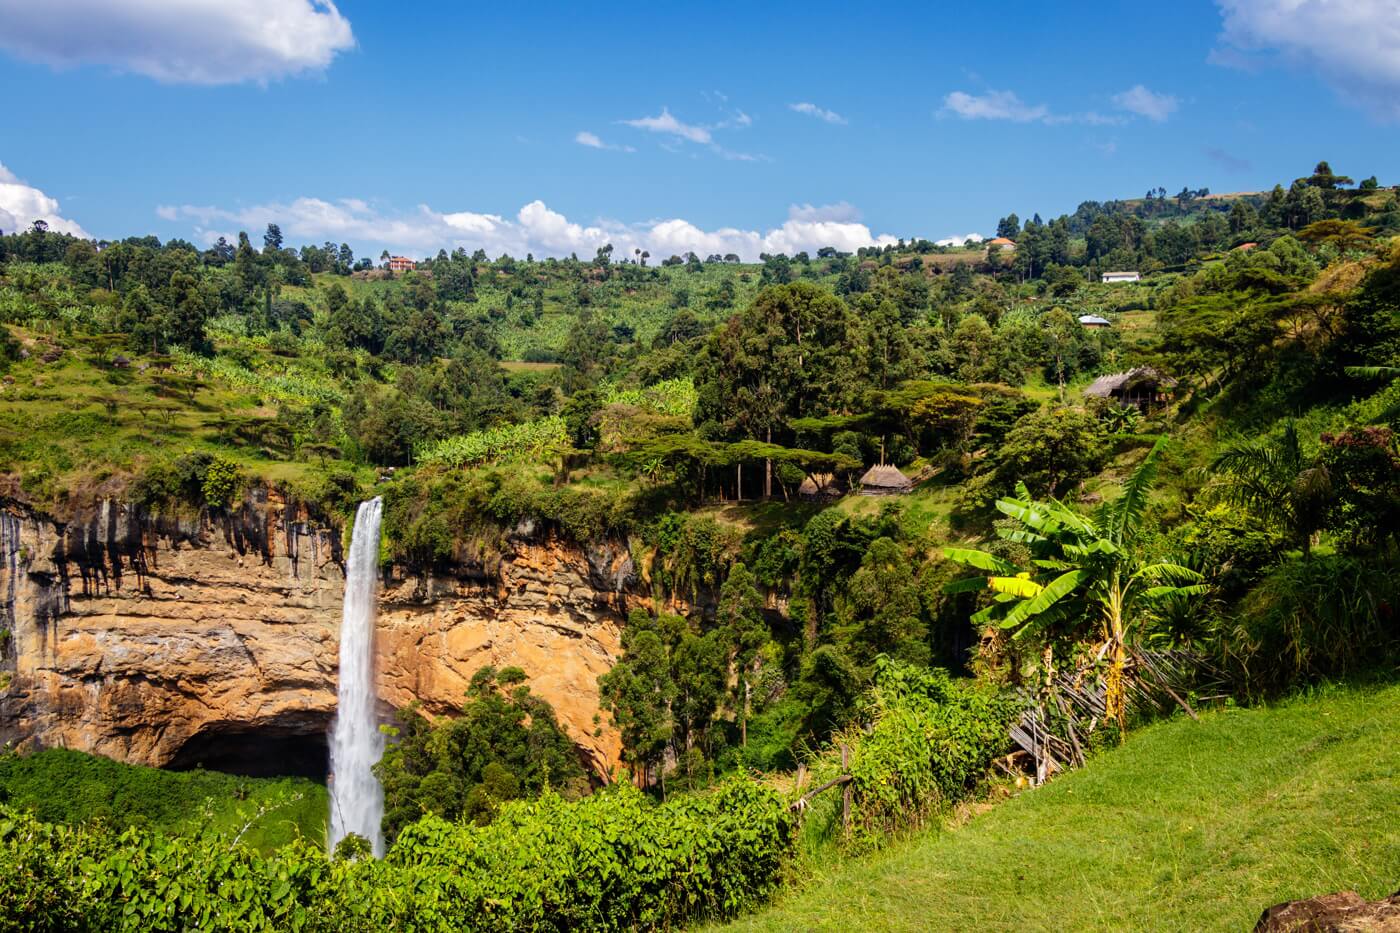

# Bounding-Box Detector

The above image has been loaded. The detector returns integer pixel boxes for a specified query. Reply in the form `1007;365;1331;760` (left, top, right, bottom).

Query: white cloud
942;89;1153;126
156;196;904;262
935;233;985;247
789;102;848;125
0;0;354;85
788;202;862;223
575;131;634;153
943;89;1050;122
1213;0;1400;119
619;106;767;161
0;162;89;238
1112;84;1180;122
620;107;712;144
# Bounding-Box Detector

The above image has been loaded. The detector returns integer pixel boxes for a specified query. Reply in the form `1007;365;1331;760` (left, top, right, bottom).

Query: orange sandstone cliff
0;491;625;780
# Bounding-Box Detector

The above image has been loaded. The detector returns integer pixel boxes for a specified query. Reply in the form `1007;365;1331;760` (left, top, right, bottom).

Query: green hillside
1;161;1398;929
722;683;1400;932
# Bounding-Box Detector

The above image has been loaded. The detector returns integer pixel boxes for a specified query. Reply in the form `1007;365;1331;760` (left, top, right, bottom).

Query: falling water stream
328;497;385;856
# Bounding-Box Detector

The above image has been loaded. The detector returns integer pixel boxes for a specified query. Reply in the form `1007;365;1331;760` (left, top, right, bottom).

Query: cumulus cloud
1112;84;1180;121
1213;0;1400;119
942;89;1050;123
620;107;712;144
156;196;903;262
575;131;634;153
0;0;354;85
789;102;847;125
936;232;985;247
0;163;89;238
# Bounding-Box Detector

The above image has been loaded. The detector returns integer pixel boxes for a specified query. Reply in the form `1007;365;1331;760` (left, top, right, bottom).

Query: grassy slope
721;683;1400;932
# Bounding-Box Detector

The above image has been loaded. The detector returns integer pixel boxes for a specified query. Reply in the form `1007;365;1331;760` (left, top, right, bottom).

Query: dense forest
1;161;1398;929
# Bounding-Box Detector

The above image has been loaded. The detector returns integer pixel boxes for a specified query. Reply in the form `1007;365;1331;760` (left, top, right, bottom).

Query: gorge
0;490;627;785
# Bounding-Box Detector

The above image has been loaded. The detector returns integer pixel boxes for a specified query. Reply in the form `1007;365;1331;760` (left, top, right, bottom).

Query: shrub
1218;554;1400;695
826;659;1018;847
0;776;794;932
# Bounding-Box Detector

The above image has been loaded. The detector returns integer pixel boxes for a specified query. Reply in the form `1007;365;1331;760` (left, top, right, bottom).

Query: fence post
840;743;851;836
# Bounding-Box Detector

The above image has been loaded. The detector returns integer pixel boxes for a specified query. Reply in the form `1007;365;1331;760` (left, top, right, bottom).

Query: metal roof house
1084;366;1178;410
1078;314;1111;328
1101;271;1140;283
858;464;913;496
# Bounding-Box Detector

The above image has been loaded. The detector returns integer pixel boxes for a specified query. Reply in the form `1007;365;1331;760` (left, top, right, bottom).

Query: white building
1101;271;1140;284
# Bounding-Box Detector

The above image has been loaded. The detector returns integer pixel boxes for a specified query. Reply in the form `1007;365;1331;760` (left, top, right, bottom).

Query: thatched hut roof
859;464;912;493
798;472;839;499
1084;366;1178;399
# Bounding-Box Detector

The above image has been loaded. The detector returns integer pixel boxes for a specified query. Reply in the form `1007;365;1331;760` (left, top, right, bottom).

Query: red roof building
388;255;416;272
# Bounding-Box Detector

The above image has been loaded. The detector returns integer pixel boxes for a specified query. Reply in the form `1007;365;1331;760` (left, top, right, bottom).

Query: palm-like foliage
945;439;1206;728
1206;422;1331;558
1346;366;1400;424
1101;404;1142;435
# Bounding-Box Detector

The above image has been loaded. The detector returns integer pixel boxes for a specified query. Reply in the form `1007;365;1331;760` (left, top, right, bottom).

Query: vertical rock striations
0;494;625;779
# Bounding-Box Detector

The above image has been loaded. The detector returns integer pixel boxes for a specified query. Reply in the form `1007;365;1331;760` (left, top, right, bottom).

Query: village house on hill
388;255;417;272
858;464;912;496
1085;366;1177;411
1101;270;1140;283
987;236;1017;252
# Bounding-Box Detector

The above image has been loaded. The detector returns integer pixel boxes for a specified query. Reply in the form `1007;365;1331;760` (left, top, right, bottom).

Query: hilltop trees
696;282;859;496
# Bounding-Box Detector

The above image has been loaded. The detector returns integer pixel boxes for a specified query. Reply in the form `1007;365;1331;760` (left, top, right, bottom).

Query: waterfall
328;497;385;857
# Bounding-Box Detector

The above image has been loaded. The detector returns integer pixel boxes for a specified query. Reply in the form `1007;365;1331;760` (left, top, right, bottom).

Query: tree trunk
764;426;773;499
736;462;742;501
741;678;750;748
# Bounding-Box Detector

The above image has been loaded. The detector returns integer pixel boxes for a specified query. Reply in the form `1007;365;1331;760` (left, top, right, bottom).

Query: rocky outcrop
1256;890;1400;932
0;495;627;779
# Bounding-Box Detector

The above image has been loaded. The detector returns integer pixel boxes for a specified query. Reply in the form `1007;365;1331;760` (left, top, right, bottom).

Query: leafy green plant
415;415;568;468
946;440;1207;728
823;659;1018;848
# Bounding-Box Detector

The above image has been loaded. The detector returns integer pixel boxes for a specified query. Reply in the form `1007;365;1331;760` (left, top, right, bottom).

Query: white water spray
328;497;385;856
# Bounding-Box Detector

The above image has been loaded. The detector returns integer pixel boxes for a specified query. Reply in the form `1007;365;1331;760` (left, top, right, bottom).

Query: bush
826;659;1018;847
0;776;794;932
1218;553;1400;695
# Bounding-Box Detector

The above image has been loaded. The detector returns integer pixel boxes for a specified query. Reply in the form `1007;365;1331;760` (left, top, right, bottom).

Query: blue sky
2;0;1399;261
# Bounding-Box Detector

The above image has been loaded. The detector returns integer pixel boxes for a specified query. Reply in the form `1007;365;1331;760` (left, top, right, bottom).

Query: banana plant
945;438;1206;729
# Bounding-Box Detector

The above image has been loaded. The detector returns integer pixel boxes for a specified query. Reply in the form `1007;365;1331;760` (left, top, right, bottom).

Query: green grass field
719;682;1400;932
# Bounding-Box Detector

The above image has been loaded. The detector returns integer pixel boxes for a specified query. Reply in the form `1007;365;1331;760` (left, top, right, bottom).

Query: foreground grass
721;682;1400;932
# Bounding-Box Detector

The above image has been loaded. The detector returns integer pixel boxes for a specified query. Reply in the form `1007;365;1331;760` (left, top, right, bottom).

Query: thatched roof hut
1084;366;1178;410
858;464;912;496
798;472;841;500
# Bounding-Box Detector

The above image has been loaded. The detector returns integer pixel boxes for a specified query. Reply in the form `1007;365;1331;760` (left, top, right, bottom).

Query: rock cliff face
0;494;626;780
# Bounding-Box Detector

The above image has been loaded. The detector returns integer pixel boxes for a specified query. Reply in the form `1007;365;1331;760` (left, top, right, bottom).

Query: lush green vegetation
0;748;326;852
374;666;589;843
719;682;1400;932
0;776;794;932
1;160;1398;926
